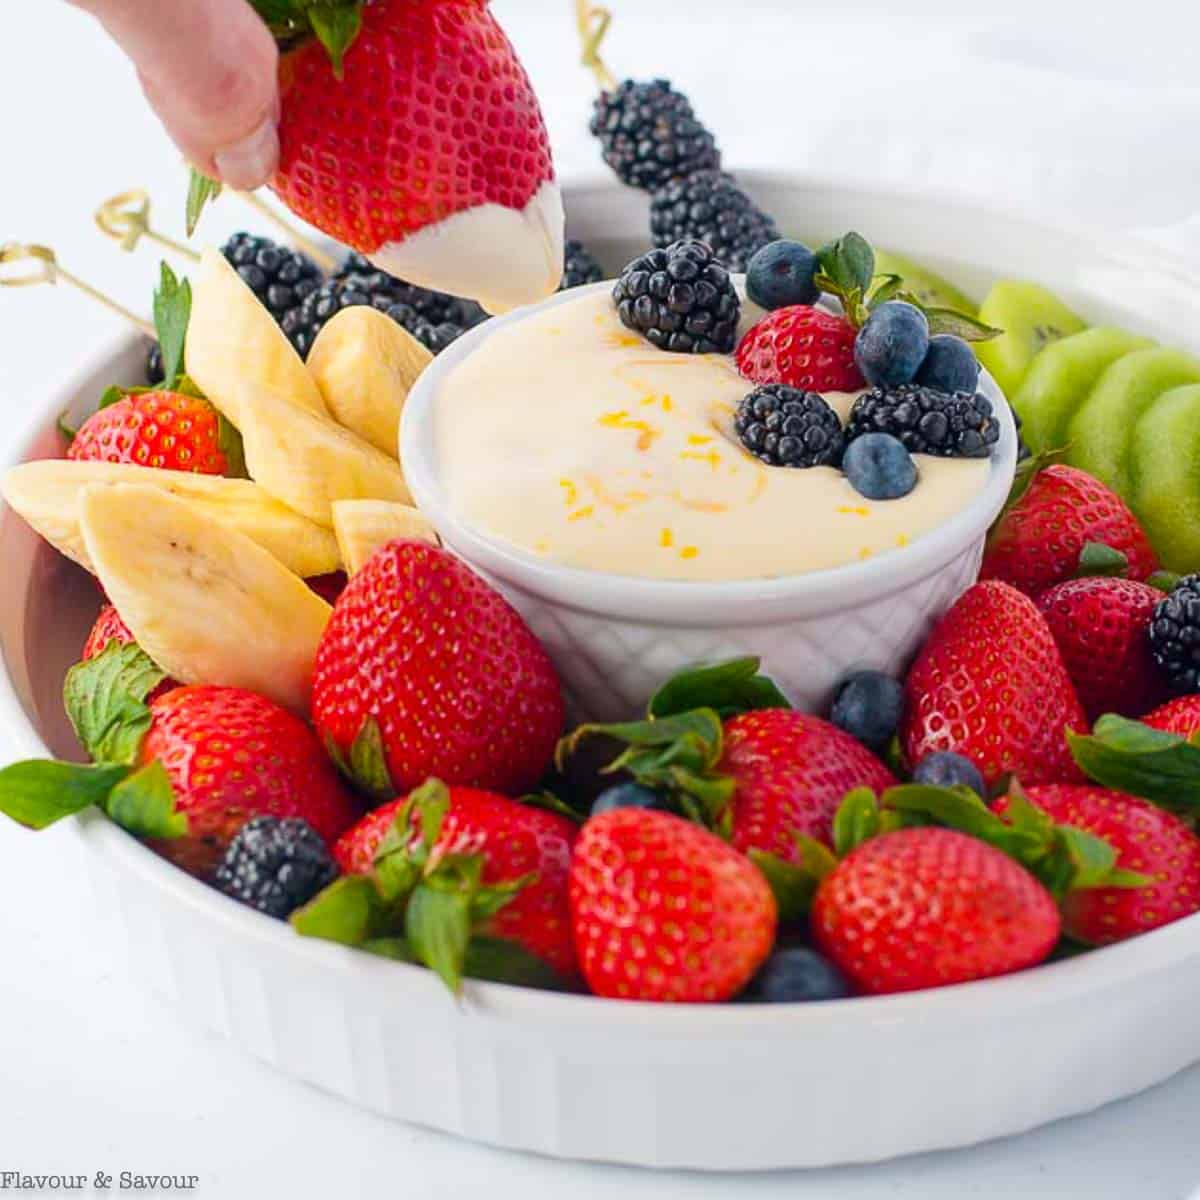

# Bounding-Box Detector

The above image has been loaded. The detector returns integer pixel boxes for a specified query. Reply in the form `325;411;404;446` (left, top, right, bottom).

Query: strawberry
68;390;236;476
719;710;896;858
1142;696;1200;736
140;686;360;875
82;605;177;701
331;782;577;980
311;541;563;799
569;808;776;1002
233;0;562;312
812;827;1060;994
735;306;865;393
1006;785;1200;945
1036;577;1167;721
981;465;1158;596
902;580;1088;786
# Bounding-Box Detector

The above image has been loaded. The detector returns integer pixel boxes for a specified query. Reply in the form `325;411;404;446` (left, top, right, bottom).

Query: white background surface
4;2;1200;1196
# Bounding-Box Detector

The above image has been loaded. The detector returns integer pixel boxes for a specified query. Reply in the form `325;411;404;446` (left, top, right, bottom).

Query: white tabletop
3;2;1200;1196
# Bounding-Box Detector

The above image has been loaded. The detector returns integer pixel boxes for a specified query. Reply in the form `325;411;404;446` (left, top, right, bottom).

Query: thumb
72;0;280;190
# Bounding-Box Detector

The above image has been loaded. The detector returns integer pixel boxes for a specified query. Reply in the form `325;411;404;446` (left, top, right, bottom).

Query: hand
69;0;280;190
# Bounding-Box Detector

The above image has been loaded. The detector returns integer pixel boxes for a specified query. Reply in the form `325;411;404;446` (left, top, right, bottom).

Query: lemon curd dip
433;287;991;582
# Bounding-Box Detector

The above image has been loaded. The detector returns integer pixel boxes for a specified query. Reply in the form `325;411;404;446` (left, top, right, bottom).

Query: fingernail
214;116;279;191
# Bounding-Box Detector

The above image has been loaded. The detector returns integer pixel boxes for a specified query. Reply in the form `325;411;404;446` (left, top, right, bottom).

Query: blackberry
1149;575;1200;692
144;339;164;386
280;279;376;357
222;232;323;325
214;816;338;919
734;384;844;468
613;239;739;354
590;78;721;191
846;384;1000;459
336;252;489;328
649;171;780;272
560;239;604;290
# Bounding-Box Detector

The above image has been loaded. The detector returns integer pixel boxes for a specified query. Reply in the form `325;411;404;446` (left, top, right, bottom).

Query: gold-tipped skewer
95;188;200;262
574;0;617;91
0;242;155;338
236;191;339;273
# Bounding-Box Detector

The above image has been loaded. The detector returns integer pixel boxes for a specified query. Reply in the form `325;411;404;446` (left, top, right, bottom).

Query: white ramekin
5;176;1200;1170
401;282;1018;720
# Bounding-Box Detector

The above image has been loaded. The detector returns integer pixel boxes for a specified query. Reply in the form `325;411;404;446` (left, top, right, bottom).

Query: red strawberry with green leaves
981;464;1158;596
82;604;178;701
812;826;1060;994
1035;577;1167;721
569;807;776;1002
0;644;359;877
68;389;241;476
997;784;1200;945
295;779;576;989
311;541;563;801
561;660;895;860
902;580;1088;787
192;0;562;312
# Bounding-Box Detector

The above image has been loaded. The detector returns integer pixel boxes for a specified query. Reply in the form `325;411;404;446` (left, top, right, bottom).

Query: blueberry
829;670;904;751
853;301;930;388
912;751;986;799
591;782;665;816
842;433;918;501
745;240;820;311
915;334;980;395
745;947;851;1003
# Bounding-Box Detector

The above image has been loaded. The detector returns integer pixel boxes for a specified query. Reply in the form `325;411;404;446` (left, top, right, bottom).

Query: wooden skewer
94;188;201;263
574;0;618;91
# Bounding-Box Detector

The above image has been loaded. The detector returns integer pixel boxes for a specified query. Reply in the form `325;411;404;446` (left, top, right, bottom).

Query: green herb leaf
749;839;836;922
832;788;881;856
104;759;187;839
817;233;875;300
306;3;363;77
153;263;192;389
1076;541;1128;579
1069;715;1200;810
922;306;1002;343
63;642;166;765
868;273;904;307
291;874;385;945
185;169;222;238
0;760;129;830
648;657;791;720
405;882;472;994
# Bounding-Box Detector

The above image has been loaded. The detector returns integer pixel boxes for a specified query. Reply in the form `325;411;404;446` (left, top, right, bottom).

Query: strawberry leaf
153;262;192;390
291;874;388;945
1075;541;1128;579
1068;715;1200;810
923;307;1002;343
104;759;187;839
217;413;249;479
832;787;882;856
1148;570;1182;594
405;883;472;994
306;3;363;77
330;716;394;801
749;838;837;922
363;933;567;990
648;657;791;720
185;169;222;238
519;791;585;823
63;642;166;765
97;384;128;412
0;760;130;830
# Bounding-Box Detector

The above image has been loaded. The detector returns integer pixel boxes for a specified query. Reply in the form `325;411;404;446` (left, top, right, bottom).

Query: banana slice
235;383;411;527
308;306;432;457
186;247;326;426
78;483;330;712
333;499;438;573
2;459;340;577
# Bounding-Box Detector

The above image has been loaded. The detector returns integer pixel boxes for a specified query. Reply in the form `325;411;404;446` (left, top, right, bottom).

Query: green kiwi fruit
1130;383;1200;572
976;281;1088;399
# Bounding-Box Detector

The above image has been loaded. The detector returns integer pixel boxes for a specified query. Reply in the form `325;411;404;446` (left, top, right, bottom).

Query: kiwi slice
1130;384;1200;572
1067;348;1200;499
975;281;1087;398
1013;327;1155;456
871;249;977;314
